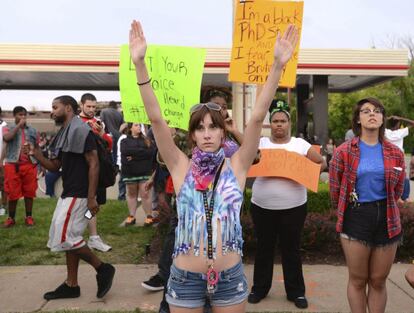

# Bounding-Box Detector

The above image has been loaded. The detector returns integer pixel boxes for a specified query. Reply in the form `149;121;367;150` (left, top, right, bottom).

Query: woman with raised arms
129;20;298;313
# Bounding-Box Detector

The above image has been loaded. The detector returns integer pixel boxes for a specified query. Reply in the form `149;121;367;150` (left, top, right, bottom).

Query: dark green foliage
242;188;414;262
301;210;340;254
397;206;414;259
328;61;414;151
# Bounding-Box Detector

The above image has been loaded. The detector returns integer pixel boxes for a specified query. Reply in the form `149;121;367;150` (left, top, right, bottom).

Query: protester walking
29;95;115;300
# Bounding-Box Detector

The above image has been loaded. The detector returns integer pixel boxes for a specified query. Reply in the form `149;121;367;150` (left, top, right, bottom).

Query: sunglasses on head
190;102;222;115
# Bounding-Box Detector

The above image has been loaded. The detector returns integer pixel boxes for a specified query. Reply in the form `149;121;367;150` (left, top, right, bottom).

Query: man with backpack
28;95;115;300
79;93;113;252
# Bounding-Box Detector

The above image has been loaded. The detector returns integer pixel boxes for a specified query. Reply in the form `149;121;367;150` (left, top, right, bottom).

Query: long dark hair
351;97;386;141
127;123;152;147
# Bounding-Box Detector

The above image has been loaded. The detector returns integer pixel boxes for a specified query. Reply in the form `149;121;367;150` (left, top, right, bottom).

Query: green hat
269;99;290;121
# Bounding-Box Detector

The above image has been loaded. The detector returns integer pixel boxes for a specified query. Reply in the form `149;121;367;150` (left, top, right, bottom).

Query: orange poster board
229;0;303;87
247;149;321;192
311;144;321;154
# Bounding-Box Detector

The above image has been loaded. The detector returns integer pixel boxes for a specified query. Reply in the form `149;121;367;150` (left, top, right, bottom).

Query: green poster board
119;44;206;130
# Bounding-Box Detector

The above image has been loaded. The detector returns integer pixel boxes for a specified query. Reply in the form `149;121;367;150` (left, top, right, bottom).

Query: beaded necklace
202;159;224;294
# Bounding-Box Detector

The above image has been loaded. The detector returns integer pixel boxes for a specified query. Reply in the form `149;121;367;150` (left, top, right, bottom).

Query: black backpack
93;133;117;188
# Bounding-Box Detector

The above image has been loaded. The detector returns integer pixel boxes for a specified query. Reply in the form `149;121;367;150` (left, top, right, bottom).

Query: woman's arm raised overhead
233;25;298;173
129;20;188;176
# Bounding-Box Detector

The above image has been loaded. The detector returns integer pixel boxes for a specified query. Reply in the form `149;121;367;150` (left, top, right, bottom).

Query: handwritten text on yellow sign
229;0;303;87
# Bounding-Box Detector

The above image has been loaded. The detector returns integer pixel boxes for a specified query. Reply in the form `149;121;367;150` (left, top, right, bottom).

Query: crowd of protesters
0;21;413;313
1;90;414;313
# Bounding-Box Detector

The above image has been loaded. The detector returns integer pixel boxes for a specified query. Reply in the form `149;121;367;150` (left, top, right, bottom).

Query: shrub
301;210;340;254
307;183;331;213
241;204;414;263
397;206;414;260
156;186;414;263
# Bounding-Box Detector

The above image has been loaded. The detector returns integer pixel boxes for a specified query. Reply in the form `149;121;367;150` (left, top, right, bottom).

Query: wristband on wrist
137;78;151;86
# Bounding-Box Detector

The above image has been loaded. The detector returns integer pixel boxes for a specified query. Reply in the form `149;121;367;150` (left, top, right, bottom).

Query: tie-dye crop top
173;159;244;259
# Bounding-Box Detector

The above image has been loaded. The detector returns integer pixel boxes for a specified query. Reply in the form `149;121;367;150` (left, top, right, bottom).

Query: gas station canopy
0;44;409;92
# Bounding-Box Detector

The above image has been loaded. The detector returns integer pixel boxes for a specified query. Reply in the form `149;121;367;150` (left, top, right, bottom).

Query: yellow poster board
119;44;206;130
247;149;321;192
229;0;303;87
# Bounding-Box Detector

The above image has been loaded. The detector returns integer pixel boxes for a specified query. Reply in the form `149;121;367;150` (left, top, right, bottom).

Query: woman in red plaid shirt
329;97;405;313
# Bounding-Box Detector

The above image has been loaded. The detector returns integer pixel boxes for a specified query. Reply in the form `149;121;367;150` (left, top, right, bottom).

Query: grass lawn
0;199;157;266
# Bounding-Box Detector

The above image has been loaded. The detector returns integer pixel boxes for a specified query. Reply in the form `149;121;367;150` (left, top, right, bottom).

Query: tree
328;60;414;151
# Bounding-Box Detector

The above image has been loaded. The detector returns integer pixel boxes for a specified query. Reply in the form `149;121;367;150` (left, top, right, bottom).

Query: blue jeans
166;261;248;309
45;170;62;197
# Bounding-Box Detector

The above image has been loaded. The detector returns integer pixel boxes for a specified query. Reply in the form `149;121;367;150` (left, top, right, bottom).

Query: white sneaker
88;236;112;252
0;207;5;216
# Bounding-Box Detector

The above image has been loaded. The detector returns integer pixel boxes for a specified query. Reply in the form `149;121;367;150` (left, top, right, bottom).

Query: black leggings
250;202;307;300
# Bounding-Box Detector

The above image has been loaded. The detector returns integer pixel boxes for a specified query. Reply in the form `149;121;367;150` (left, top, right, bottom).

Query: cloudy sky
0;0;413;110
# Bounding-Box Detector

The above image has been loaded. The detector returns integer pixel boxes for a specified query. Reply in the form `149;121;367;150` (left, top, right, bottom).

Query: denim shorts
341;199;402;247
166;261;248;308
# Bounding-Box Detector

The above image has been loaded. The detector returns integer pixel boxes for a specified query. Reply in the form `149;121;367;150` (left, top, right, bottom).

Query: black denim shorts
341;199;402;247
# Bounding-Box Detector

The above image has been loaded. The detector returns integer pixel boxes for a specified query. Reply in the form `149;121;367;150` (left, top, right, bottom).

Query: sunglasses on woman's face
190;102;222;115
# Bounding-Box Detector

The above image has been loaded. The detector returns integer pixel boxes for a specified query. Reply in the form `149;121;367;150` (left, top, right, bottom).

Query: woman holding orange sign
248;99;326;309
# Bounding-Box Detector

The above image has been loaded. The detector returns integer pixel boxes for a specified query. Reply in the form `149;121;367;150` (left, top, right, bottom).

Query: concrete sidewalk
1;264;414;313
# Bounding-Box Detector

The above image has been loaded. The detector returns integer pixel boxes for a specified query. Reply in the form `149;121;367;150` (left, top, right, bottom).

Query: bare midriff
173;219;241;272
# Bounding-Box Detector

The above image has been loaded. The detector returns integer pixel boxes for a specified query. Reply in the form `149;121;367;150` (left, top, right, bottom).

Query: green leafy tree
328;92;360;143
328;59;414;150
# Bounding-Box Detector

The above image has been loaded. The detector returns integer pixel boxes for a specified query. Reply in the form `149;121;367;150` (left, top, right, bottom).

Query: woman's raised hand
273;24;299;67
129;20;147;65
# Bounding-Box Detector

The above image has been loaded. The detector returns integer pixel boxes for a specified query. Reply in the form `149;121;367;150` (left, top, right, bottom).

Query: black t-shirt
59;132;97;198
120;136;156;178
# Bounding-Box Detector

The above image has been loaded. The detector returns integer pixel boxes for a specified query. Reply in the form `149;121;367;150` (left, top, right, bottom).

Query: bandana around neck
223;137;239;158
191;146;225;191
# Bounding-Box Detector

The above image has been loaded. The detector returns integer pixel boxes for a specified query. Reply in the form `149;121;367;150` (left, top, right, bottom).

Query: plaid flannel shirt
329;137;405;238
